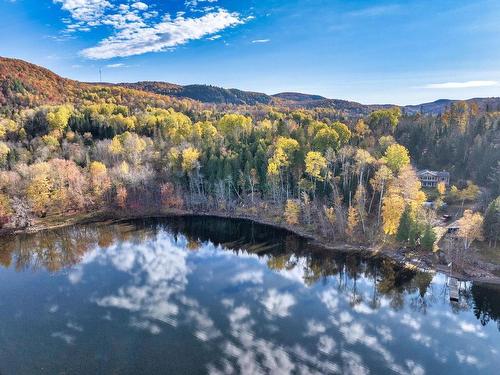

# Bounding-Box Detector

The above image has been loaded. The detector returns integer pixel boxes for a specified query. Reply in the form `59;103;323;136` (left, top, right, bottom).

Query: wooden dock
449;277;459;301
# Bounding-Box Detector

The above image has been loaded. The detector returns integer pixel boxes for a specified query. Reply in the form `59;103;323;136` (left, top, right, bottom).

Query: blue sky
1;0;500;105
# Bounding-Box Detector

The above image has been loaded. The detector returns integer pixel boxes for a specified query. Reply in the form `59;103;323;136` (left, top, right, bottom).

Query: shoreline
2;209;499;285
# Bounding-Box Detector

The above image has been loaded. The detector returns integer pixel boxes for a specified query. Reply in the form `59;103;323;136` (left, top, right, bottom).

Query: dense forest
0;57;498;254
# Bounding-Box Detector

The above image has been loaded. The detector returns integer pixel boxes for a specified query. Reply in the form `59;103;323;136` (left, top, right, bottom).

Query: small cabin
446;221;460;234
417;169;450;188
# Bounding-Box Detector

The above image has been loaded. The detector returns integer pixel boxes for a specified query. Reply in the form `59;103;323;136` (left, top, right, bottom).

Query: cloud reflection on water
0;217;498;374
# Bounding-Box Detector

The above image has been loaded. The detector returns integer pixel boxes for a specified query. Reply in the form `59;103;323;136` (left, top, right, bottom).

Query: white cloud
231;270;264;284
317;335;336;355
352;302;374;314
339;311;353;324
420;80;498;89
251;39;270;43
81;9;244;59
376;326;393;342
185;0;218;8
455;351;479;365
130;317;162;335
54;0;112;23
319;289;339;312
54;0;247;59
411;332;432;348
400;313;421;330
68;268;84;283
261;289;296;318
93;234;191;327
305;320;326;336
51;331;76;345
131;2;148;11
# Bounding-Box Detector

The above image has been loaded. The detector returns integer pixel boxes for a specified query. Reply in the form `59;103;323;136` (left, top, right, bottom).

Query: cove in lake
0;216;499;374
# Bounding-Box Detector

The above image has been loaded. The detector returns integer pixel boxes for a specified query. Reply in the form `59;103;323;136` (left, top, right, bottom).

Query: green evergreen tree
483;196;500;247
396;206;412;243
421;224;436;251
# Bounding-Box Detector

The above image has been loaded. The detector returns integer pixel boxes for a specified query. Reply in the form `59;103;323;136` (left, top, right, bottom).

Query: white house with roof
417;169;450;188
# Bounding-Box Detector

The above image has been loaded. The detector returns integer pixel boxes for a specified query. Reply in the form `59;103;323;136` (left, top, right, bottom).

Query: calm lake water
0;216;499;375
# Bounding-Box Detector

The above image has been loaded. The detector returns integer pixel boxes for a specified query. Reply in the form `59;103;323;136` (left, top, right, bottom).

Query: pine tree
421;224;436;251
396;206;412;243
483;196;500;247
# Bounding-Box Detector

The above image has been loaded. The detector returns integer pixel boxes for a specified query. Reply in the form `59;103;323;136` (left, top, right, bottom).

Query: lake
0;216;499;374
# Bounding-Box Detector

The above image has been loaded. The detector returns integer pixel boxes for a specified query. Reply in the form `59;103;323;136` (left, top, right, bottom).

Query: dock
449;277;459;301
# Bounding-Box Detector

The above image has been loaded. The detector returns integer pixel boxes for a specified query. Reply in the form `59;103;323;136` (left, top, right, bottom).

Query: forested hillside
0;57;498;251
119;80;500;115
119;82;276;106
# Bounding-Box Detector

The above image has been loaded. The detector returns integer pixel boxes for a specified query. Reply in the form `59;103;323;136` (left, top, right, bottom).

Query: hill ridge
1;56;500;115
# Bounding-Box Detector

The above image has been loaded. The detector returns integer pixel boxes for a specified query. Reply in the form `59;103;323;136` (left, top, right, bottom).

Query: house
417;169;450;188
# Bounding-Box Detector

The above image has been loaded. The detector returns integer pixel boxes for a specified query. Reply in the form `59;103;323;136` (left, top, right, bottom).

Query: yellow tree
331;121;351;145
346;205;359;237
182;146;202;197
457;210;484;250
354;119;370;140
116;186;127;209
437;181;446;196
42;134;60;150
284;199;300;225
392;166;425;207
216;114;252;140
160;110;192;143
109;132;147;165
109;136;124;154
305;151;327;182
384;143;410;174
370;164;393;224
382;190;406;235
46;105;72;133
89;161;111;202
0;141;9;167
355;149;374;185
0;193;12;227
181;147;200;173
369;107;401;134
313;127;339;152
47;159;86;212
267;137;299;200
26;174;53;216
354;184;368;234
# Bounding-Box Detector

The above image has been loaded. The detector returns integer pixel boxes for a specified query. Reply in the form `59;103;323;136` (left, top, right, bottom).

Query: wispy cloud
419;80;498;89
54;0;112;23
53;0;248;59
251;39;270;44
106;63;126;68
347;4;400;17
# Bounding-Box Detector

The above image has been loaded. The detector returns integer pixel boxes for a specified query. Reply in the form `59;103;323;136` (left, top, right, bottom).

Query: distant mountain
0;57;188;114
1;56;499;117
119;82;275;106
117;82;389;115
272;92;327;102
404;98;500;115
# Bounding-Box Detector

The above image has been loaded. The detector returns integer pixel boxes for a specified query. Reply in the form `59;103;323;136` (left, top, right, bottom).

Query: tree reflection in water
0;215;498;330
